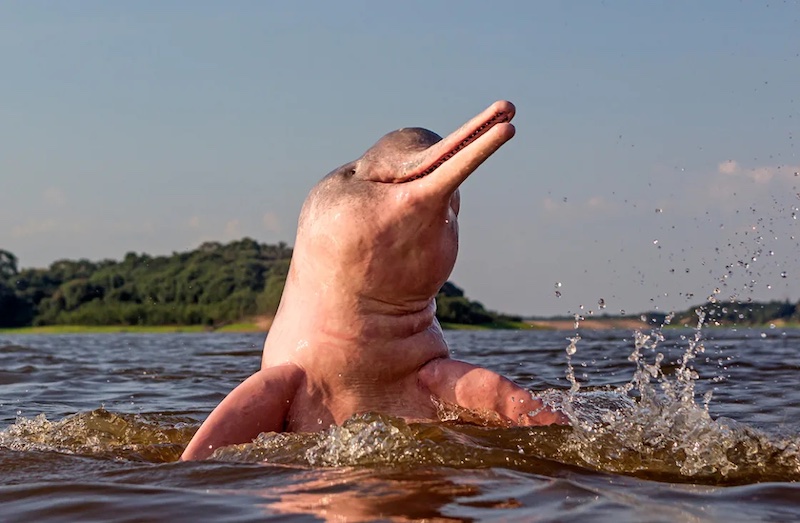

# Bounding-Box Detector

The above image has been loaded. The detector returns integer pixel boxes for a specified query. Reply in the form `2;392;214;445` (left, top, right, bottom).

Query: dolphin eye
341;163;357;178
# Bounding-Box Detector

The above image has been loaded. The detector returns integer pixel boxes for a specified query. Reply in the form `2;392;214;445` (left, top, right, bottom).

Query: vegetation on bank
2;243;797;332
625;300;800;328
0;242;515;330
676;300;800;327
0;320;536;335
0;324;214;335
529;300;800;329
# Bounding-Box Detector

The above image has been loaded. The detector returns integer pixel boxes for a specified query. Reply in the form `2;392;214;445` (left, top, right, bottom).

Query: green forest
557;300;800;328
678;299;800;327
0;240;516;329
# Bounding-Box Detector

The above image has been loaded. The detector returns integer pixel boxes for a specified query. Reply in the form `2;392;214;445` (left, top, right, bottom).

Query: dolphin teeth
411;111;508;180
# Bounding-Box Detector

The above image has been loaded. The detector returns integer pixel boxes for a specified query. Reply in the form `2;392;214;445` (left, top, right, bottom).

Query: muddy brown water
1;329;799;522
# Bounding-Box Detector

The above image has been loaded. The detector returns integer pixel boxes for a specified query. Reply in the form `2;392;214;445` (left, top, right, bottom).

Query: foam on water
544;312;800;483
0;409;191;462
1;322;799;485
209;310;800;484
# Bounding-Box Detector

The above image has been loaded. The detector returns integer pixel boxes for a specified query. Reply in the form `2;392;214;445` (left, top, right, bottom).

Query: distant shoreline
0;323;265;335
525;318;650;330
2;318;798;335
0;321;529;335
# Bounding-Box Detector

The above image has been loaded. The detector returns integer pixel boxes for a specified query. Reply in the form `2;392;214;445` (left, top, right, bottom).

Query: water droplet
555;282;562;288
555;290;562;298
781;271;787;278
653;239;659;245
598;298;606;309
655;208;663;213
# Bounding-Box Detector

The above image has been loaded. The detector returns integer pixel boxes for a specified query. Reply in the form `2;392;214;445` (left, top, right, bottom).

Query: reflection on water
1;329;800;521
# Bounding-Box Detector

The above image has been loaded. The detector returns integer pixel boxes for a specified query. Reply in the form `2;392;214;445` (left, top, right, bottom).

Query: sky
1;1;799;317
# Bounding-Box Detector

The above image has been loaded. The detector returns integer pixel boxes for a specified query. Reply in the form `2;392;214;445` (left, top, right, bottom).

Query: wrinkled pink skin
182;101;567;461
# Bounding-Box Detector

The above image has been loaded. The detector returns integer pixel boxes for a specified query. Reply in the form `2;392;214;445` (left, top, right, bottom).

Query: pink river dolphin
182;101;566;461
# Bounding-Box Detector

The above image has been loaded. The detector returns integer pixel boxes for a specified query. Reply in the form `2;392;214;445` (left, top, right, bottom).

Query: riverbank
525;318;650;330
0;323;264;335
0;319;537;335
5;318;794;335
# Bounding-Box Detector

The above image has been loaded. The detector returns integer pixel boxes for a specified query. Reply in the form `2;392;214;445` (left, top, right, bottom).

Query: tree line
609;300;800;327
0;240;511;328
5;241;793;330
679;299;800;327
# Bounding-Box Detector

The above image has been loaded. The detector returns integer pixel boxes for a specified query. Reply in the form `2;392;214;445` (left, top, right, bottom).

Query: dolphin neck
273;275;440;343
261;275;449;375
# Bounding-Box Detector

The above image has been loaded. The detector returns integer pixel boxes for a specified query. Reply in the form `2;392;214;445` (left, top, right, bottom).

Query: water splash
0;409;192;462
206;325;800;484
550;311;800;483
2;328;799;485
211;413;507;469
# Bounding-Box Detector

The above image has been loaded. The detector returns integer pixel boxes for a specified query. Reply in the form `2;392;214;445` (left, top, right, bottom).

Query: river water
1;327;799;522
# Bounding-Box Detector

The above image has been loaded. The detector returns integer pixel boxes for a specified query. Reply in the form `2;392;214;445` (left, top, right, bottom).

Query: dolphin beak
402;100;516;195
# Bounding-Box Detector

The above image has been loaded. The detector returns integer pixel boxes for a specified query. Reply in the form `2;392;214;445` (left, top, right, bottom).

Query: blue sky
1;1;798;316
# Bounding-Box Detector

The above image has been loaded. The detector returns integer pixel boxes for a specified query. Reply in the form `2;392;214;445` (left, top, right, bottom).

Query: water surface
1;329;799;522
